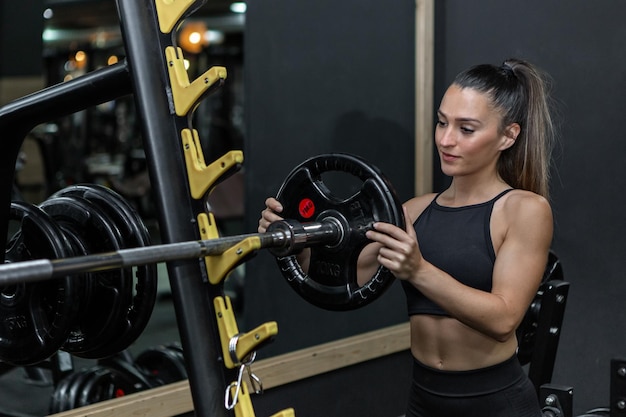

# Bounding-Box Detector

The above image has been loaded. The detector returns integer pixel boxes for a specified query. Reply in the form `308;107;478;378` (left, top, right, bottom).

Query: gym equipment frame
1;1;235;416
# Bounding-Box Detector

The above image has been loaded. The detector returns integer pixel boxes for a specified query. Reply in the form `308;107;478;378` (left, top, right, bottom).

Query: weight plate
0;201;79;366
134;345;188;386
98;353;159;389
76;365;145;407
165;341;184;356
49;369;85;413
52;184;157;357
274;153;405;310
39;195;134;358
66;367;96;411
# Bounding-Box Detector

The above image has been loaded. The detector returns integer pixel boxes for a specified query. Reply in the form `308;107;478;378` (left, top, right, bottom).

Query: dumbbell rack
0;1;286;416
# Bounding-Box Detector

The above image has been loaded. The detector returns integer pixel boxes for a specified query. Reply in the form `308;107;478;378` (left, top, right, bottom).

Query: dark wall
0;0;43;77
252;351;412;417
433;1;626;414
244;0;626;415
243;0;416;359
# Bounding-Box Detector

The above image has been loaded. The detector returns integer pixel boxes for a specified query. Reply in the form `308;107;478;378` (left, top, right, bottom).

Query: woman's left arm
486;193;554;339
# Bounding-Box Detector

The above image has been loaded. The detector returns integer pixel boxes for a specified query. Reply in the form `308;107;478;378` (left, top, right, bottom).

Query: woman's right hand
258;197;284;233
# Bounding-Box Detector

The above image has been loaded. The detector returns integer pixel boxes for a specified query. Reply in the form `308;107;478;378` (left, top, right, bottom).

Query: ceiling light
188;31;202;45
205;30;225;45
230;2;246;13
178;21;208;53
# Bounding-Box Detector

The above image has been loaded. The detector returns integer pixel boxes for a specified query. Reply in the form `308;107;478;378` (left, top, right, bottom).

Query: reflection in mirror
0;1;245;415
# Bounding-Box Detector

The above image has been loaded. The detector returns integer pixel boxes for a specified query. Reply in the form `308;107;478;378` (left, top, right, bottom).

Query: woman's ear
500;123;521;151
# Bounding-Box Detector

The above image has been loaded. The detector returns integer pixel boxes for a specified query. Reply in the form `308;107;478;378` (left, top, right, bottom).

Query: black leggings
405;355;542;417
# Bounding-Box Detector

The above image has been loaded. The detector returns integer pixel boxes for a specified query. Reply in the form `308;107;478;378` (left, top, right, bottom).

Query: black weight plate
76;367;117;407
165;341;184;356
135;345;188;385
0;201;79;366
77;365;144;407
274;153;405;311
163;341;187;377
66;367;98;411
167;342;186;363
49;369;85;413
98;354;158;389
39;196;134;358
53;184;157;357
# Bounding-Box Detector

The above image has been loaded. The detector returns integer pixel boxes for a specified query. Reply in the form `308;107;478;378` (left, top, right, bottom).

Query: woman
258;58;555;417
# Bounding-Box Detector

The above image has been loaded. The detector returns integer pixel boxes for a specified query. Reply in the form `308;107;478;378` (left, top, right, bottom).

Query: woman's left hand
365;206;422;281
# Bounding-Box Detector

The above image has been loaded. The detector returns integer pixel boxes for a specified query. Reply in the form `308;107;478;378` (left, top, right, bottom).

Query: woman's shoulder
499;189;553;225
404;193;438;221
492;189;553;251
501;189;551;209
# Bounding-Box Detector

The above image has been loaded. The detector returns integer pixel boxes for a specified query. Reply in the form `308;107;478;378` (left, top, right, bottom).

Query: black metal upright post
115;1;230;416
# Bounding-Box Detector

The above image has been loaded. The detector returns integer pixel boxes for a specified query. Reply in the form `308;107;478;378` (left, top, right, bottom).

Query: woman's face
435;84;516;179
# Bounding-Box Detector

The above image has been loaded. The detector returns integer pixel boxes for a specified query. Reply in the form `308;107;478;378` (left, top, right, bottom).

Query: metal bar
0;220;340;286
0;61;132;128
0;240;245;285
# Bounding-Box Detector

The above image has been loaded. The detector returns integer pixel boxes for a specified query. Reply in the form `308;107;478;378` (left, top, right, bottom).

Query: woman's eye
461;127;474;134
436;120;447;127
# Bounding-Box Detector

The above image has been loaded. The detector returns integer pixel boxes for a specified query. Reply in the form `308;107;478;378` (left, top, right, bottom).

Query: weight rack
0;1;285;416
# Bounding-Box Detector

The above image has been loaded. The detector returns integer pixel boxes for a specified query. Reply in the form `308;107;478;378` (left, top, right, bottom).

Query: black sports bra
402;189;513;316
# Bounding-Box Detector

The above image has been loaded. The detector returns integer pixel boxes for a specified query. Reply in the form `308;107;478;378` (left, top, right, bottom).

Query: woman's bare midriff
409;314;519;371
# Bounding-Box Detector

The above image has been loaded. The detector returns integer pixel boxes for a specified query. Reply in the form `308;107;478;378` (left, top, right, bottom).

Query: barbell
1;154;404;364
1;217;347;284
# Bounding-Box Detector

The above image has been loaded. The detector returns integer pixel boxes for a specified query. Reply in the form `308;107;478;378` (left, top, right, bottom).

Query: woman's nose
438;128;455;147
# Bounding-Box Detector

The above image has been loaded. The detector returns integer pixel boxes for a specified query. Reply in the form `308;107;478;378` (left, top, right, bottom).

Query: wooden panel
254;322;410;389
415;0;435;196
48;323;410;417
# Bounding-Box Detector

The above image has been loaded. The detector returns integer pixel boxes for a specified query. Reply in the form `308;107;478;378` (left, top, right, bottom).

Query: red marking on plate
299;198;315;219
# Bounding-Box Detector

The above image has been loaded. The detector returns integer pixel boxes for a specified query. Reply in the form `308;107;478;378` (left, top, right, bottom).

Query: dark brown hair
453;58;555;198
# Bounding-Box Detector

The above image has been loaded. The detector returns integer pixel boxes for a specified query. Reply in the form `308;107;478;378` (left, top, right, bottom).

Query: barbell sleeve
0;219;343;287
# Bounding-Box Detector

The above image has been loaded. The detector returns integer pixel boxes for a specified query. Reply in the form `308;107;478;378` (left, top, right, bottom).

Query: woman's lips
441;152;459;163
